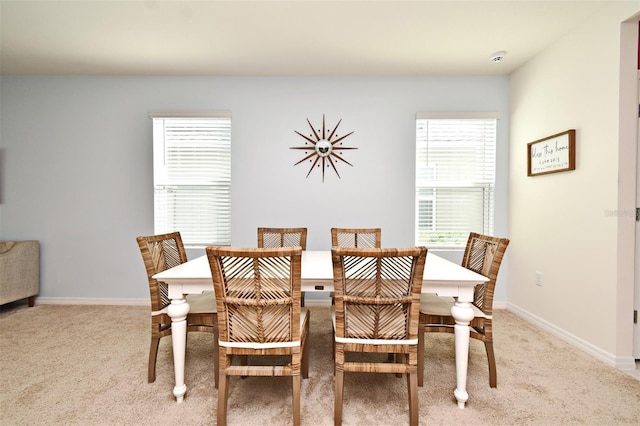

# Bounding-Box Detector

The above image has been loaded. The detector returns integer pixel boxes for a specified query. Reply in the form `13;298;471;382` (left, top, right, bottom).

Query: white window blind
415;114;497;248
152;115;231;248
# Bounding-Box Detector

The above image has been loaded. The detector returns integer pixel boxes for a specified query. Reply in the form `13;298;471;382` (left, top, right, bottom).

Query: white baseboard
35;296;334;307
507;302;637;371
304;299;333;307
493;300;507;309
36;297;149;306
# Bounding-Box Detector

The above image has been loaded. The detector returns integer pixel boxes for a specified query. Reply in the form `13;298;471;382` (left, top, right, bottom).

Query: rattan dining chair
330;227;381;248
417;232;509;388
206;246;310;426
136;232;219;386
330;228;382;307
258;227;308;305
331;246;427;426
258;227;307;250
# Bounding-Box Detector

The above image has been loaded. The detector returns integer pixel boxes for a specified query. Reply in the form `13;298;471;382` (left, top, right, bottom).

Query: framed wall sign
527;129;576;176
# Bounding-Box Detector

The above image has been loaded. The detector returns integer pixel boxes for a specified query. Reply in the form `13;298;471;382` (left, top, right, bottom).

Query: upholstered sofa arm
0;240;40;306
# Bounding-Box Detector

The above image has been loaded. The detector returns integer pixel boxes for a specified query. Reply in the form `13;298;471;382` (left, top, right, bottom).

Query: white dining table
153;250;488;408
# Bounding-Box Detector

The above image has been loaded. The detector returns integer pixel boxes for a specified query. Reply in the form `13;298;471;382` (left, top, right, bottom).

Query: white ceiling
0;0;627;76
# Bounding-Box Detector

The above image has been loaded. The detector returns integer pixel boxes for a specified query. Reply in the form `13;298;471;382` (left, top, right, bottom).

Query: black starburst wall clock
290;114;357;182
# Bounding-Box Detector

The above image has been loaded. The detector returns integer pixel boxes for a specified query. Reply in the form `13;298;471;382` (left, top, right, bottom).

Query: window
151;114;231;248
415;113;497;249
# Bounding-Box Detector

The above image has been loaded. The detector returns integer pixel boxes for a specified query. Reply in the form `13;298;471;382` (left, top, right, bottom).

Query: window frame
415;112;498;249
150;112;232;249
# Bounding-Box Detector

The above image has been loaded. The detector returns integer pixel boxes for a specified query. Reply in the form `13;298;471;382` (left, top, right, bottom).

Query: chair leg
302;354;309;379
302;342;310;380
217;355;230;426
334;368;344;425
293;374;301;426
334;342;345;425
331;328;336;374
484;341;497;388
148;336;160;383
214;331;220;389
417;324;425;387
408;371;418;426
217;374;228;426
301;313;310;379
240;355;249;379
395;353;403;378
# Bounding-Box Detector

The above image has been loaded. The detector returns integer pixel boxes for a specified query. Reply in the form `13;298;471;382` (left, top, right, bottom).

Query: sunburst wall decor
290;114;357;182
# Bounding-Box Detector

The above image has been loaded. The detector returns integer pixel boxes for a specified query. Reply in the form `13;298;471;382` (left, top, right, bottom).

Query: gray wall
0;76;509;301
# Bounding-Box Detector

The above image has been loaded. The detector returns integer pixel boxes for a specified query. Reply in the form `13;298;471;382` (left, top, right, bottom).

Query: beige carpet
1;302;639;425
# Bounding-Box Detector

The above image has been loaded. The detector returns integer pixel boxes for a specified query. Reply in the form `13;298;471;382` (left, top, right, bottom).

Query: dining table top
153;250;488;294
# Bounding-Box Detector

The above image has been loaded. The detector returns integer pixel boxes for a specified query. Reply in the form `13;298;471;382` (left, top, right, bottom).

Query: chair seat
220;308;309;349
186;291;217;314
419;293;489;319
